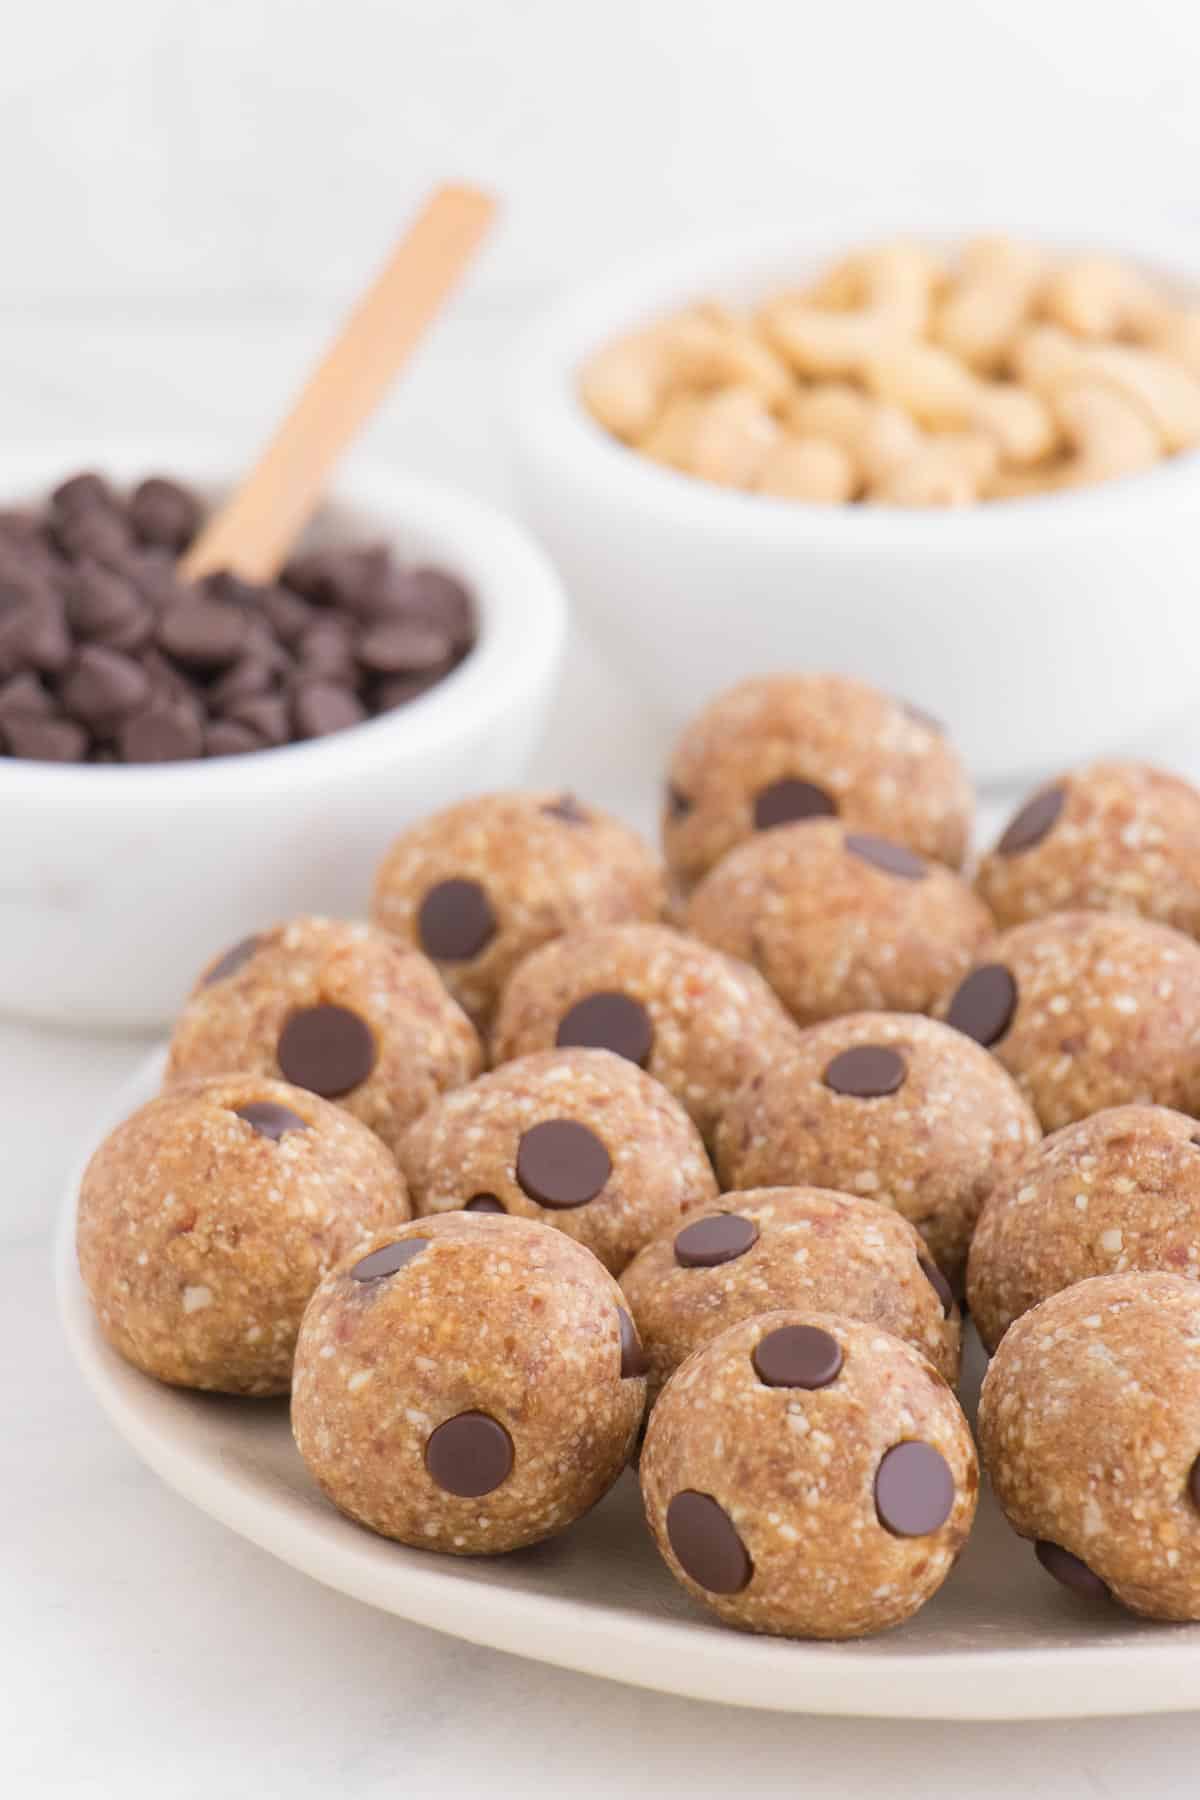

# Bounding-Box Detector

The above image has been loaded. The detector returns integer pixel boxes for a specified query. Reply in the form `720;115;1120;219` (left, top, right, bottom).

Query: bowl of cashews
510;223;1200;782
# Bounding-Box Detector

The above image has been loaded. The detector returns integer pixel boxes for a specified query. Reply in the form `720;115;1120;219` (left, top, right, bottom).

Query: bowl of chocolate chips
0;447;566;1027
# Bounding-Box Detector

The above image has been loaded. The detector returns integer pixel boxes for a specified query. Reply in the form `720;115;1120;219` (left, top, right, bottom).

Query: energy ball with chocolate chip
491;922;802;1146
76;1073;408;1396
663;673;972;894
398;1047;716;1274
166;917;481;1159
976;762;1200;937
291;1212;646;1554
371;791;665;1033
686;820;993;1028
714;1012;1039;1285
978;1273;1200;1620
641;1310;977;1639
968;1104;1200;1353
939;911;1200;1132
621;1187;961;1403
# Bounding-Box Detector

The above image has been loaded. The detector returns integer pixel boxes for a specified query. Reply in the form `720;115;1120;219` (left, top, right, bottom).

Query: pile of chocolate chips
0;472;476;763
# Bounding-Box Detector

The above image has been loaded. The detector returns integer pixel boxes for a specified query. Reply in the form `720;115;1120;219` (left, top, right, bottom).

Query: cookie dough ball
978;1273;1200;1620
399;1048;716;1273
976;762;1200;936
620;1188;961;1401
641;1311;977;1639
372;791;665;1032
687;821;992;1028
968;1104;1200;1352
491;922;801;1146
939;911;1200;1132
76;1074;409;1395
715;1013;1039;1284
663;673;972;894
292;1213;646;1554
166;917;481;1159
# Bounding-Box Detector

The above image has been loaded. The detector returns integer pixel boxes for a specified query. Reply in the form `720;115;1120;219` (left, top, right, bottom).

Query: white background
6;2;1200;1794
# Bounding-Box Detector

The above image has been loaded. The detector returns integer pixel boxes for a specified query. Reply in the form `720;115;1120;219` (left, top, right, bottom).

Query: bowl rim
509;215;1200;545
0;442;567;802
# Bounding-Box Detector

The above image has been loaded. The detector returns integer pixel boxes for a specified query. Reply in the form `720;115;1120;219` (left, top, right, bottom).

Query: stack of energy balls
77;673;1200;1639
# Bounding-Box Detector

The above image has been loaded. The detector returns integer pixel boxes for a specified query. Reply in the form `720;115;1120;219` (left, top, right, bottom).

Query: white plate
56;1049;1200;1719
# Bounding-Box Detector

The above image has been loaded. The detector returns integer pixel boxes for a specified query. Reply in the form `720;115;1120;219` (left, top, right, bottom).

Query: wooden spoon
180;182;496;585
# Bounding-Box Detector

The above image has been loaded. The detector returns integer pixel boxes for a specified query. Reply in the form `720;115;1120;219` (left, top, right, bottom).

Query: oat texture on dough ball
976;762;1200;936
978;1273;1200;1621
291;1212;646;1555
968;1103;1200;1352
491;921;801;1146
714;1012;1039;1285
686;820;992;1028
76;1073;409;1395
371;790;665;1032
641;1310;977;1639
399;1047;716;1274
620;1186;961;1401
662;673;972;894
938;910;1200;1132
166;915;481;1158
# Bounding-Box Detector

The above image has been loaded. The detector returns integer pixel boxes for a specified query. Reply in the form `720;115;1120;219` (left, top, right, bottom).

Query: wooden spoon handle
180;182;496;585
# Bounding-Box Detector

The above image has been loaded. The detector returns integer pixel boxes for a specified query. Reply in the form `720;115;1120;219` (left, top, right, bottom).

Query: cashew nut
1048;382;1162;487
759;241;938;377
754;435;856;502
869;432;997;507
1149;309;1200;380
785;383;923;489
932;235;1045;372
1041;255;1169;341
1013;324;1200;451
579;308;791;444
865;342;1056;464
641;386;780;489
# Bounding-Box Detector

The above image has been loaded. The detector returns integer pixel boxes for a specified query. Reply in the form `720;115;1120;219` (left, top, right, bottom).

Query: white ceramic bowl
510;222;1200;784
1;445;566;1029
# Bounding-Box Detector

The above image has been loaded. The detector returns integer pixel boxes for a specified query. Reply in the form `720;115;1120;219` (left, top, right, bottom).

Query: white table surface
6;305;1200;1799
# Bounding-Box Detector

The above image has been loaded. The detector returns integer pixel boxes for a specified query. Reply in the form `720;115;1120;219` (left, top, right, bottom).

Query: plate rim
55;1047;1200;1720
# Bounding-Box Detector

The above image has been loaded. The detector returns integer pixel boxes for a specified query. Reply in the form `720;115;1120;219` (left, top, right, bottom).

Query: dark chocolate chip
0;672;52;719
52;472;115;514
1188;1454;1200;1511
542;792;590;825
201;934;262;986
844;833;928;880
0;591;71;677
208;655;277;707
618;1307;648;1379
2;714;88;762
129;477;200;552
1034;1540;1111;1600
875;1442;956;1536
357;618;452;674
752;1323;842;1389
234;1100;310;1141
823;1044;907;1098
946;963;1018;1047
425;1411;514;1497
464;1194;506;1213
372;670;445;711
158;597;247;671
674;1213;759;1268
259;584;316;646
666;1490;752;1594
54;506;130;566
119;704;205;763
997;786;1066;856
516;1119;612;1209
65;561;142;642
555;991;654;1067
297;617;358;681
350;1237;430;1282
292;680;367;739
226;692;290;747
417;877;497;961
60;646;150;728
403;567;475;646
666;783;692;821
753;777;836;831
276;1003;377;1097
918;1255;955;1318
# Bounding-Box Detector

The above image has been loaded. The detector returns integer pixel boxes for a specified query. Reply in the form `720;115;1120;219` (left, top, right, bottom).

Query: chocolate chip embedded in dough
875;1441;955;1537
823;1044;907;1098
666;1490;752;1594
350;1238;430;1282
417;877;497;961
845;833;928;880
1188;1454;1200;1512
201;934;262;987
556;991;653;1067
946;963;1018;1048
1034;1539;1111;1600
276;1003;377;1098
752;1323;842;1390
425;1411;514;1497
673;1213;759;1269
233;1101;309;1141
542;792;590;825
918;1256;955;1319
464;1194;506;1214
997;786;1066;856
753;777;836;831
666;783;692;821
515;1119;612;1209
618;1307;648;1379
